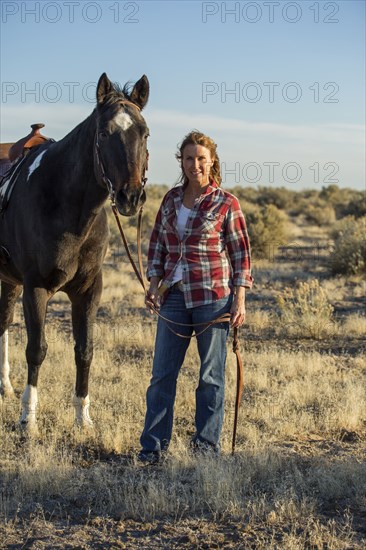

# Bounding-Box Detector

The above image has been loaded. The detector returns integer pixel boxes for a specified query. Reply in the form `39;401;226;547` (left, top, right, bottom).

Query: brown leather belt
172;281;184;291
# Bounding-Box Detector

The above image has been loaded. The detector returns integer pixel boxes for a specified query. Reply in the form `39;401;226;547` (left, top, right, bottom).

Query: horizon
1;0;365;191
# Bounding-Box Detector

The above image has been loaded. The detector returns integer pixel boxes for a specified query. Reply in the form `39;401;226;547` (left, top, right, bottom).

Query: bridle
94;100;149;204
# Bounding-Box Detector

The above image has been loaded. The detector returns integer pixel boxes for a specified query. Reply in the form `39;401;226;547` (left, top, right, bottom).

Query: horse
0;72;150;432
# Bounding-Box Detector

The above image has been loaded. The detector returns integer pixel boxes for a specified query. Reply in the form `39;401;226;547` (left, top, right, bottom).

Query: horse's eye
99;131;108;140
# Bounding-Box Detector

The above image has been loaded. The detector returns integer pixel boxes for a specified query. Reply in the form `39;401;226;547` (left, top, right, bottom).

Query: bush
245;204;289;260
286;190;319;218
328;216;366;275
276;279;334;339
255;186;296;210
227;186;260;205
319;186;366;219
341;195;366;219
305;204;336;226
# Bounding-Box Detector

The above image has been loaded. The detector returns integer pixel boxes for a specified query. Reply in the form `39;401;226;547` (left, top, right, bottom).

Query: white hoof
73;395;94;429
0;382;15;398
19;418;39;436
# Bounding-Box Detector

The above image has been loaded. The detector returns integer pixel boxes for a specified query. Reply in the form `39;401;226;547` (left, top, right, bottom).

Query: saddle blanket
0;141;55;213
0;154;29;213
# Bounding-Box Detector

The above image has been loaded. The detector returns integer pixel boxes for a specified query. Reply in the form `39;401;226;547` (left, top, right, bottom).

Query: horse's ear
97;73;114;104
130;75;149;110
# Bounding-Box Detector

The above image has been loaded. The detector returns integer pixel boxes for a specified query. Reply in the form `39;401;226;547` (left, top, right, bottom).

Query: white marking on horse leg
73;394;93;428
113;111;133;131
27;150;47;179
0;330;14;397
20;384;38;431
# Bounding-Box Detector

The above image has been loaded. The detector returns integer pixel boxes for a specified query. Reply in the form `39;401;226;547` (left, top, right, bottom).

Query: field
0;185;365;549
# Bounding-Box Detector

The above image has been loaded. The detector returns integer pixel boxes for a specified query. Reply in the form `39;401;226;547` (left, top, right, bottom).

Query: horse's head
94;73;150;216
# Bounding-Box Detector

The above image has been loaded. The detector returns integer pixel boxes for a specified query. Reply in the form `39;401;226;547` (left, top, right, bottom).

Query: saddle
8;123;51;163
0;124;55;214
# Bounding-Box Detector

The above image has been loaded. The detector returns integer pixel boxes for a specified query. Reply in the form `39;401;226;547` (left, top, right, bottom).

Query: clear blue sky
1;0;365;190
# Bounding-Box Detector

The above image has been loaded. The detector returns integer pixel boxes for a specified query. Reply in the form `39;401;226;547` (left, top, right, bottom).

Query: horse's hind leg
20;284;49;431
69;271;103;428
0;282;22;397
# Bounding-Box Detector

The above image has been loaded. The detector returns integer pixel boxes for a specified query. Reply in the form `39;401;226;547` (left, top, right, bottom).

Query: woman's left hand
230;287;246;328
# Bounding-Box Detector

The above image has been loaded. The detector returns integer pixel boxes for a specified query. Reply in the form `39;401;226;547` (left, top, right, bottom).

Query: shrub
287;190;320;218
245;204;289;260
255;186;296;210
319;186;366;219
305;204;336;226
228;186;259;205
276;279;334;339
340;194;366;219
328;216;366;275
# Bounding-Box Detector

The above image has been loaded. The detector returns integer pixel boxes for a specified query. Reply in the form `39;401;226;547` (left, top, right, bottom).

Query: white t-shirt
171;204;191;284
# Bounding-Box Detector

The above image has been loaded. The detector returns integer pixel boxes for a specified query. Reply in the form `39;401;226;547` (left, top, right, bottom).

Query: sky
1;0;365;190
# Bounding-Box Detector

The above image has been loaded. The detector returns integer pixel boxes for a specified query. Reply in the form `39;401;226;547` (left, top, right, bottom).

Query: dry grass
276;279;334;339
1;194;365;548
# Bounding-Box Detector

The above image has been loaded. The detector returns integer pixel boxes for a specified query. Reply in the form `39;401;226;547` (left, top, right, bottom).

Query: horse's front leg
0;282;22;397
21;284;49;432
0;330;11;397
69;271;103;428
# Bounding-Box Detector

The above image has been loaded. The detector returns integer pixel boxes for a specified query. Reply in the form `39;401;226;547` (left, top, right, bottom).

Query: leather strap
111;203;147;291
231;327;244;455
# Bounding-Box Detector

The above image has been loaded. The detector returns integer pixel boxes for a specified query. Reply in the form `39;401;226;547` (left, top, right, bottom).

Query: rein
110;199;244;455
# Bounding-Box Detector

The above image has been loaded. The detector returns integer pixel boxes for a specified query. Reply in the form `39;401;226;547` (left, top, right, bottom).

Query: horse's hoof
72;395;94;431
0;385;15;399
74;419;94;432
19;419;39;436
84;418;94;430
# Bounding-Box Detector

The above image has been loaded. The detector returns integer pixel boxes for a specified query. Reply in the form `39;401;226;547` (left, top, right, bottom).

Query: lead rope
231;327;243;455
111;202;244;455
111;203;146;290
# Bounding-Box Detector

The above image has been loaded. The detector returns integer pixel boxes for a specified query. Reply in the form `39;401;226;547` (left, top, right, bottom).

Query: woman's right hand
145;285;161;314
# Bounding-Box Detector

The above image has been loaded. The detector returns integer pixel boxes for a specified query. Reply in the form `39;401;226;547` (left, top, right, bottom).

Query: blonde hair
175;130;222;187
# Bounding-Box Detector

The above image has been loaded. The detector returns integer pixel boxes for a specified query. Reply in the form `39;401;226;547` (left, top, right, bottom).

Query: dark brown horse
0;73;149;431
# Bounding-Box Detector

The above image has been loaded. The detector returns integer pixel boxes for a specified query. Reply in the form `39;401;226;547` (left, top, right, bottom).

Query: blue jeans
140;288;232;453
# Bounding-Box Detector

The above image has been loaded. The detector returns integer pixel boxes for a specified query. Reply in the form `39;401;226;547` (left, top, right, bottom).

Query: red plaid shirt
147;181;253;308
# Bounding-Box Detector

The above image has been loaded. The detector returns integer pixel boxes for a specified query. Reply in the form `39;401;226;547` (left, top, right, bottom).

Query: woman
139;130;252;463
